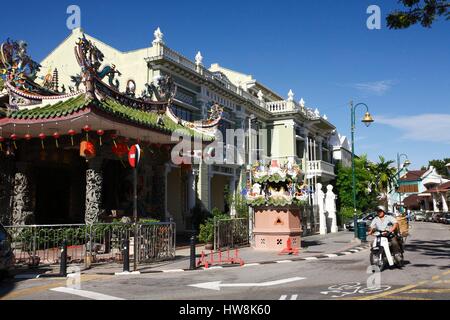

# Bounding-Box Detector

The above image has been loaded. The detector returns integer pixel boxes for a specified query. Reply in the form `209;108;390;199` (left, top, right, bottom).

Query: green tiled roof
4;94;212;140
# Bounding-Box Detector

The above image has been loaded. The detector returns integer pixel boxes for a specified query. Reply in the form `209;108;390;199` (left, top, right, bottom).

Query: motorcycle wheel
370;252;385;272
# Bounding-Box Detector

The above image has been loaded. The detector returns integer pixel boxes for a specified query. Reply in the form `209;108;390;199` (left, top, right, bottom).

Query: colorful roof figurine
0;36;223;140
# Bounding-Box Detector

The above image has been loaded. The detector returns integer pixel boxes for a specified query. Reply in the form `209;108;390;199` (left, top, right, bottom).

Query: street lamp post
397;153;411;214
350;101;374;239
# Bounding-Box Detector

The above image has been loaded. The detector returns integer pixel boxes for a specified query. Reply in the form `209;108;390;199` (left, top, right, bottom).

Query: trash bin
357;222;367;242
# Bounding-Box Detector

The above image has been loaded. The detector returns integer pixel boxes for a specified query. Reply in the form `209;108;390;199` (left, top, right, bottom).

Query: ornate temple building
0;27;339;235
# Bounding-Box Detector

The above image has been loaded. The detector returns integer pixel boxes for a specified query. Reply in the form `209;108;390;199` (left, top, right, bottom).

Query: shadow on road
405;239;450;268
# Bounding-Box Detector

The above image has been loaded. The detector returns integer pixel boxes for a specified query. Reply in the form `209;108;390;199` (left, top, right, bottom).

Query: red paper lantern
83;125;91;142
24;133;32;141
39;133;46;149
68;129;76;146
110;133;118;147
53;132;60;148
10;133;17;149
80;141;96;158
112;143;128;158
97;129;104;146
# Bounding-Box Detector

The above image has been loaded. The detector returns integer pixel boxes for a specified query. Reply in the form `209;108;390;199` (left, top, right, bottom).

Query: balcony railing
304;160;336;178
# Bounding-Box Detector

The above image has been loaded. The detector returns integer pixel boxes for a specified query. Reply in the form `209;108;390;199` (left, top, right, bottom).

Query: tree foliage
368;156;397;208
428;158;450;177
387;0;449;29
336;155;378;215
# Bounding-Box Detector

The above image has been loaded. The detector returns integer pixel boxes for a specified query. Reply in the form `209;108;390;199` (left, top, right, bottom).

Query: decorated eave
0;36;223;146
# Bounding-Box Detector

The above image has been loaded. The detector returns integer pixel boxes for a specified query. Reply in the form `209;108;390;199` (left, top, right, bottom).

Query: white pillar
441;193;449;212
433;193;439;212
325;185;338;233
317;183;327;235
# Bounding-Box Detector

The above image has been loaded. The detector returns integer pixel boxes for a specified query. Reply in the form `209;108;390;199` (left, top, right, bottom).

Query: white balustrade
305;160;335;178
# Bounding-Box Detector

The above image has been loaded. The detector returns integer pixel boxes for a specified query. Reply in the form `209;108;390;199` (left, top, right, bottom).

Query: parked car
432;212;443;223
439;212;450;224
345;212;393;231
414;212;427;222
425;212;434;222
0;223;15;280
442;213;450;224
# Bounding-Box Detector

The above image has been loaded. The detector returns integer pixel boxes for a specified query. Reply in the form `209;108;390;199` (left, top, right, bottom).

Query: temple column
0;156;15;225
85;159;103;225
12;162;34;226
164;163;172;221
187;168;197;211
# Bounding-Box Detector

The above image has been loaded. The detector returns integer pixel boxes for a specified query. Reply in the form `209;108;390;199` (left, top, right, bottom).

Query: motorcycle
370;231;404;272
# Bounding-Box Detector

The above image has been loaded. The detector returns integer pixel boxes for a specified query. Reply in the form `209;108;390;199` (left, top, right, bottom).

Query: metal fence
214;217;249;251
5;222;176;267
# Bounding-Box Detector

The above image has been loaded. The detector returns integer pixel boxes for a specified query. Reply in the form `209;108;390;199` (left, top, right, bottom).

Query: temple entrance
34;160;86;225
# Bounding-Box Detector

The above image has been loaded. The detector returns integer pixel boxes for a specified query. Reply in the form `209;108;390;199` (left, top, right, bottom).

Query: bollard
189;235;196;270
60;239;68;277
123;237;130;272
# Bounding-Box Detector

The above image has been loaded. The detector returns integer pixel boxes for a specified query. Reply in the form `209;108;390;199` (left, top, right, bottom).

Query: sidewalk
78;230;369;275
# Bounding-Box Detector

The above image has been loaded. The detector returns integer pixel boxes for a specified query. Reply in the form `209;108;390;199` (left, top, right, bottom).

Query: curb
88;242;370;276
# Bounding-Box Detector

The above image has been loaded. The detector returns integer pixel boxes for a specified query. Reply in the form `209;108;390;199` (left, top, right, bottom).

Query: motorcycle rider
368;205;403;264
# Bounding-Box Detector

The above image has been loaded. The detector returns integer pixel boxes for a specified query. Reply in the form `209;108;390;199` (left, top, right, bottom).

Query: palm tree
370;156;397;209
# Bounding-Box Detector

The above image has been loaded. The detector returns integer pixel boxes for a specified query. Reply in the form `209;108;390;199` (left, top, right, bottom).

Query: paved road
1;222;449;301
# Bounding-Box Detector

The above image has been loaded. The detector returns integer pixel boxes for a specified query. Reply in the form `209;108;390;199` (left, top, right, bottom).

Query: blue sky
2;0;449;168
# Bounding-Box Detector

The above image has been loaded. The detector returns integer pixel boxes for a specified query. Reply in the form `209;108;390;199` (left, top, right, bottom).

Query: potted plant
198;218;214;250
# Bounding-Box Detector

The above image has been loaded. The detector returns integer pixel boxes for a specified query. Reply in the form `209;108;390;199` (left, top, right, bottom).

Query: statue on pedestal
325;185;338;233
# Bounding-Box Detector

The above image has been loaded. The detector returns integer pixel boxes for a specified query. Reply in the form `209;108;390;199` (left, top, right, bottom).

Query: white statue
288;89;294;102
257;90;264;102
316;183;327;235
323;114;328;120
195;51;203;66
153;27;164;45
325;185;338;233
251;183;262;196
314;108;320;117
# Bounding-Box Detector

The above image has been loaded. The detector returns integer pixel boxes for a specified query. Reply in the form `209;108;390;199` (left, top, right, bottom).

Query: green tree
428;158;450;177
387;0;449;29
336;155;378;221
369;156;397;209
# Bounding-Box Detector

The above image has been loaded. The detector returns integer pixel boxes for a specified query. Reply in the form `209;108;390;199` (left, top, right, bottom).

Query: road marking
350;249;359;253
304;257;318;260
382;295;432;300
276;260;292;264
279;294;299;300
341;252;352;255
243;263;260;267
0;275;110;300
356;281;428;300
407;289;450;294
50;287;124;300
325;254;338;258
114;271;141;276
202;266;223;270
162;269;185;273
189;277;306;291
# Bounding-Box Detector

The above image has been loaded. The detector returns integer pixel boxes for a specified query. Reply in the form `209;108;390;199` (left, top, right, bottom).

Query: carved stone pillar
85;159;103;225
0;157;15;225
12;162;34;226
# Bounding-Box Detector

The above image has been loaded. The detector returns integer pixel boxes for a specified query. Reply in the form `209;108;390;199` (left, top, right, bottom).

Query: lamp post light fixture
350;101;374;239
397;153;411;214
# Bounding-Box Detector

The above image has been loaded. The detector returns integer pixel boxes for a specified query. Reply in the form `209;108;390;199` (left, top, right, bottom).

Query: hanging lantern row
0;127;173;155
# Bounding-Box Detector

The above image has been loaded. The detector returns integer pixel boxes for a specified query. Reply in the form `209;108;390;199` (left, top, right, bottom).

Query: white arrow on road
189;277;306;291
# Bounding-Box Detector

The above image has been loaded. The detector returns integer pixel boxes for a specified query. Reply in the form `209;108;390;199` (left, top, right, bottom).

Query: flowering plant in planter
245;160;311;208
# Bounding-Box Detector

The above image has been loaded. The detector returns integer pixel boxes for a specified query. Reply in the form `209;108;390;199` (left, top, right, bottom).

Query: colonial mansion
0;27;350;236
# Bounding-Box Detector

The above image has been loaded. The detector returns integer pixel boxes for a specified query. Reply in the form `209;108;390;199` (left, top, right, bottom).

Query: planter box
252;206;302;251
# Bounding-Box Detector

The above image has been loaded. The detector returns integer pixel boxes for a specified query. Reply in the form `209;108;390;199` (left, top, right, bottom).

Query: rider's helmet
376;205;386;213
